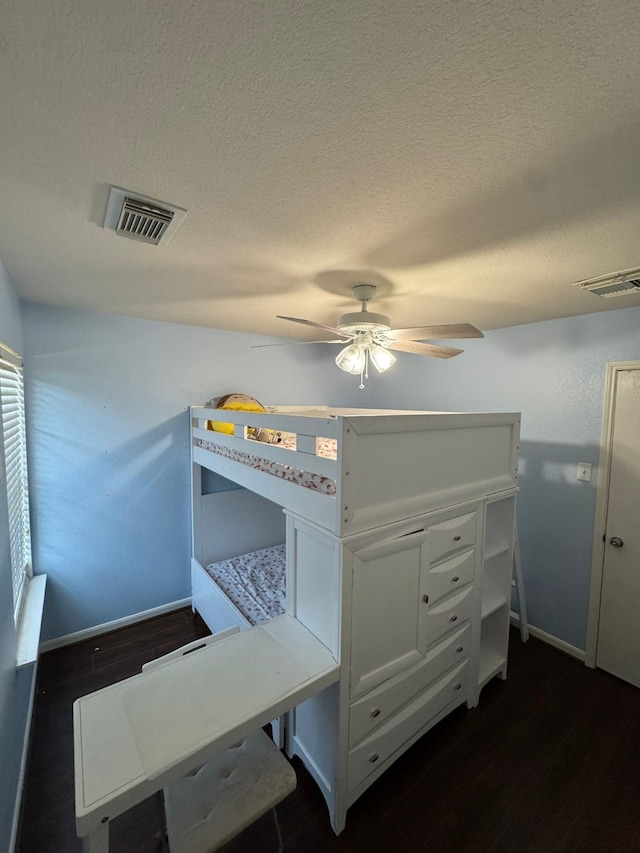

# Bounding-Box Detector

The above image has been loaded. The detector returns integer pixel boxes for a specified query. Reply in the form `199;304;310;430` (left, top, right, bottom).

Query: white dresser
286;489;517;833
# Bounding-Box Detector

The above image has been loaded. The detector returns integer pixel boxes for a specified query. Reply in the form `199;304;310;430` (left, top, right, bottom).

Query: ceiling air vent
573;267;640;298
103;186;187;246
117;197;173;244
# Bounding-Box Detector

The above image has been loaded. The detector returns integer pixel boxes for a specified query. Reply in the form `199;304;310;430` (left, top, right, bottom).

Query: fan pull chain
359;348;369;389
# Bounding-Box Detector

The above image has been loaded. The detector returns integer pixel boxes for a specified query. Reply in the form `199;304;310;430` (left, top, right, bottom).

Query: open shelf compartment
478;604;510;690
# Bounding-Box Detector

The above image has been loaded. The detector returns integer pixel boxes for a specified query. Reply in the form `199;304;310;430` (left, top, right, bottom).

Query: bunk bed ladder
512;528;529;641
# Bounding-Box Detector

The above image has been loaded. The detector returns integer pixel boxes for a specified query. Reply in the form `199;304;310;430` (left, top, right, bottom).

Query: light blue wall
22;302;357;641
21;298;640;652
0;260;32;852
367;305;640;650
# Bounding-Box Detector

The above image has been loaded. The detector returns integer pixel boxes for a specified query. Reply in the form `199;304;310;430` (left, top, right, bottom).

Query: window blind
0;351;32;624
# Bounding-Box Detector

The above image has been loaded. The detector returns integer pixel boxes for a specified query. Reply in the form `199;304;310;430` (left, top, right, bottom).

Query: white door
596;367;640;688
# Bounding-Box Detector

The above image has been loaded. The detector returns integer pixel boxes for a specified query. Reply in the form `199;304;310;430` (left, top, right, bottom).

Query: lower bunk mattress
205;543;286;626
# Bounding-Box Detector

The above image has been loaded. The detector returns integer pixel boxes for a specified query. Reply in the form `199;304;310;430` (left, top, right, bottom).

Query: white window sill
16;574;47;668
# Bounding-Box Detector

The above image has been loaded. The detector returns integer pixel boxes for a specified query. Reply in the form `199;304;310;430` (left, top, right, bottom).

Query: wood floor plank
18;620;640;853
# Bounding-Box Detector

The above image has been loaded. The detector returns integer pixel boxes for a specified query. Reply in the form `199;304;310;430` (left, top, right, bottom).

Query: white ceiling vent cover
573;267;640;298
103;186;187;246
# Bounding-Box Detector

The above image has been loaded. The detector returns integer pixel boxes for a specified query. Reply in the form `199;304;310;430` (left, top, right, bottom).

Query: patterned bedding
197;433;338;496
205;543;286;626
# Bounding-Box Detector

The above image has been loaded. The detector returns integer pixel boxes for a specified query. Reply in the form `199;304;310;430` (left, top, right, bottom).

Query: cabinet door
350;528;429;698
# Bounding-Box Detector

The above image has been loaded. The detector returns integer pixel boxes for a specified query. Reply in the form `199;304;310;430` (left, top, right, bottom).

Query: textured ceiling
2;0;640;340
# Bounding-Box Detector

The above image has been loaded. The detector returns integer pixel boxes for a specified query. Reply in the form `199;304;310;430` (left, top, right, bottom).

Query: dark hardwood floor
18;611;640;853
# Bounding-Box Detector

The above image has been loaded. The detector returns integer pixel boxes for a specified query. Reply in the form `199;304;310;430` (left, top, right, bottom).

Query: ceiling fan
258;285;484;388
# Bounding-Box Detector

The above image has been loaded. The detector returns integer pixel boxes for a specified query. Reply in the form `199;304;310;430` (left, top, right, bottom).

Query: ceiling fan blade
251;339;346;348
387;339;463;359
386;323;484;341
277;315;351;338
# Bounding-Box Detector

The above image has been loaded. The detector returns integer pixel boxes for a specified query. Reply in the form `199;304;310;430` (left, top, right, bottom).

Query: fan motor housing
337;311;391;333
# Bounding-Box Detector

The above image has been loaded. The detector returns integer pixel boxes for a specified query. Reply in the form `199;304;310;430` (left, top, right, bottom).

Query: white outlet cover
577;462;592;482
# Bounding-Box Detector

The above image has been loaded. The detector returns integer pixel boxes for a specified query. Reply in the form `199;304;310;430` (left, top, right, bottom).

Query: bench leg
82;822;109;853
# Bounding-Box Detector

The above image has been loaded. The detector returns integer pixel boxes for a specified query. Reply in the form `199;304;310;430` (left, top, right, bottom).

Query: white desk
74;615;340;853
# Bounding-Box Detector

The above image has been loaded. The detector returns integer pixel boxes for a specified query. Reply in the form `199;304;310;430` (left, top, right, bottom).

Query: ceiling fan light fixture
369;344;396;373
335;344;366;375
274;282;481;387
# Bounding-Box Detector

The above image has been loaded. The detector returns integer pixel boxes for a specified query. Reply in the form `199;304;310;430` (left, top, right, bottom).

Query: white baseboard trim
39;598;192;653
510;612;585;662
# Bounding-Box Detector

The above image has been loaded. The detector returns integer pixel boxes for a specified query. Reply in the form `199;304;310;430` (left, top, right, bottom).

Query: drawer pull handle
422;594;429;604
369;753;379;763
449;615;458;622
453;535;461;541
452;576;460;583
370;708;381;718
456;646;464;653
455;683;462;691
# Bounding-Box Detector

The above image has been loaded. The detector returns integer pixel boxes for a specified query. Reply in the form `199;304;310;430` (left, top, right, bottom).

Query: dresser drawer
428;548;476;605
348;660;469;792
425;584;474;647
427;511;477;565
349;622;471;746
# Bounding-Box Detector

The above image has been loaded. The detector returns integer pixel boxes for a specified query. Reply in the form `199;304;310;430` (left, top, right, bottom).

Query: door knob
609;536;624;548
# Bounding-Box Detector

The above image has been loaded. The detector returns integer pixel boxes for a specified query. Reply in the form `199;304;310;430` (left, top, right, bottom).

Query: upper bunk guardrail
191;407;341;438
191;407;340;480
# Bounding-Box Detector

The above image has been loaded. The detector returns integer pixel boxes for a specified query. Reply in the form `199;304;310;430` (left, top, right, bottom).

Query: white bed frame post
191;449;203;571
283;510;349;833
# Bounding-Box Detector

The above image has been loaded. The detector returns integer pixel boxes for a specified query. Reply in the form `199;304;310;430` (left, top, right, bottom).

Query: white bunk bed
191;486;288;632
190;404;520;834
